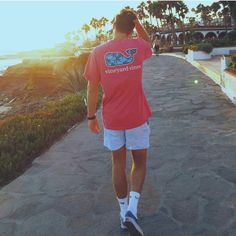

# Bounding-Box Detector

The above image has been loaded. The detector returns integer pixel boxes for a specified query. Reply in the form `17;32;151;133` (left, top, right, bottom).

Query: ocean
0;59;22;76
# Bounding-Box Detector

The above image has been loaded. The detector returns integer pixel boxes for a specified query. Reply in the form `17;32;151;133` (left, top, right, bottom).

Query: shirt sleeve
83;49;101;84
138;38;152;61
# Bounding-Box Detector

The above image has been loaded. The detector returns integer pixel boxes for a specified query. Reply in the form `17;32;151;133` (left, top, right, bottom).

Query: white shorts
104;121;150;151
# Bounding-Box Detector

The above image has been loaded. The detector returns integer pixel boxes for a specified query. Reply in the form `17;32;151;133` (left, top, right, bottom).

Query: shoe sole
120;221;127;230
120;216;127;230
124;217;144;236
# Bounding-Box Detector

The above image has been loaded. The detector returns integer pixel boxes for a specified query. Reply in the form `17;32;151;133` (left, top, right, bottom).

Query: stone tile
215;166;236;185
164;195;199;224
16;209;72;236
141;212;183;236
203;202;234;228
197;175;232;201
0;222;16;235
221;220;236;236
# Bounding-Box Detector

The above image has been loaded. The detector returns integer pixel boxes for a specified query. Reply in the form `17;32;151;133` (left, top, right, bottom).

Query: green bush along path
0;92;87;186
1;56;236;235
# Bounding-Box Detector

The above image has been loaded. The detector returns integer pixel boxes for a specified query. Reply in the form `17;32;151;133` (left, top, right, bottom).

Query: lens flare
194;80;199;84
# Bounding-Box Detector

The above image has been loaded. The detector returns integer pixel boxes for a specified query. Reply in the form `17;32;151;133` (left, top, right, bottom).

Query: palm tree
162;1;179;45
99;17;109;28
151;1;161;28
90;18;99;36
93;17;109;43
82;24;90;38
228;1;236;30
192;4;212;26
137;2;148;24
219;1;231;31
146;1;153;25
175;1;189;44
211;2;221;24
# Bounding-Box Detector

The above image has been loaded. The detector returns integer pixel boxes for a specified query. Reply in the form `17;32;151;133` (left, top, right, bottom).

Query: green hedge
229;54;236;71
0;92;87;185
183;43;212;54
197;43;213;53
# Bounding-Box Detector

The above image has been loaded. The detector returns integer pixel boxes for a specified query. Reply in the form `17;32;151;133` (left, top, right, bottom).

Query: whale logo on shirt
105;48;137;67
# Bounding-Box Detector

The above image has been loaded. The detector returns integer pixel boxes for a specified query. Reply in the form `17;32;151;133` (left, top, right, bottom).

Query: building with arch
156;26;233;45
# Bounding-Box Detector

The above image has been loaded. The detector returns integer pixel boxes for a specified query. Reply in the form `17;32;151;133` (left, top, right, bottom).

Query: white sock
128;191;140;218
117;196;128;219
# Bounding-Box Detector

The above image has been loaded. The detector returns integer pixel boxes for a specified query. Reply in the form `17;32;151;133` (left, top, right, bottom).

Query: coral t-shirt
83;37;152;130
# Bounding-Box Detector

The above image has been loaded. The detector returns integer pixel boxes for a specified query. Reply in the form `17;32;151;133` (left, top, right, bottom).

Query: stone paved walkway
1;56;236;236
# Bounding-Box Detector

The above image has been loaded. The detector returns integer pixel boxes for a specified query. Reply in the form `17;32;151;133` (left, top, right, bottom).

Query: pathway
1;56;236;236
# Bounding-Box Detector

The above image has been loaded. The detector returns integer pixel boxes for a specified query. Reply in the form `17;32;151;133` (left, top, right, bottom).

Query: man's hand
133;18;151;43
88;118;101;134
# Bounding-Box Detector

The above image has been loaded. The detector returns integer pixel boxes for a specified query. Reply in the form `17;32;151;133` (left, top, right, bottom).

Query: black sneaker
124;211;144;236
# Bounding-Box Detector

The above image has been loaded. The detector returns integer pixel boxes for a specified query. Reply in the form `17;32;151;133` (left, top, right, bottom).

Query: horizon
0;0;216;55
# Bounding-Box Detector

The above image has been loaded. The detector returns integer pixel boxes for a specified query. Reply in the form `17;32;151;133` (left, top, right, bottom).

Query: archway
178;33;184;44
185;32;191;43
167;34;172;43
192;32;204;42
161;35;166;44
205;32;217;40
218;31;227;39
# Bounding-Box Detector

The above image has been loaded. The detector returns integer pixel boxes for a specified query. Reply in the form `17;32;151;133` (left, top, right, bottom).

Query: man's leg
128;149;147;218
112;145;128;227
130;149;147;193
124;149;147;236
112;145;128;198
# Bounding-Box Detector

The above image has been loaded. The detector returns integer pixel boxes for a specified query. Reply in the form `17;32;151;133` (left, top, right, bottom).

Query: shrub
231;54;236;63
229;54;236;71
0;92;87;185
226;31;236;41
207;38;230;47
54;53;90;92
182;43;200;54
160;44;173;53
189;44;199;51
197;43;213;53
182;44;189;54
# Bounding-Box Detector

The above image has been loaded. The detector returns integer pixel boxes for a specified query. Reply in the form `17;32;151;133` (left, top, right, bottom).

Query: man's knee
131;149;147;167
112;146;126;166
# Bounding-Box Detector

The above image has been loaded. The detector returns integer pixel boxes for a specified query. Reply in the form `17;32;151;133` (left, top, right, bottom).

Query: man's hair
114;9;137;34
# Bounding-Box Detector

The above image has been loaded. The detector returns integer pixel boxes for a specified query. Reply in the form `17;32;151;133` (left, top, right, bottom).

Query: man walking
84;9;152;236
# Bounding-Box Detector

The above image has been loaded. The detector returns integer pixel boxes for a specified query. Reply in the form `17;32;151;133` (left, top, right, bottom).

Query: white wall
212;47;236;56
221;71;236;105
187;50;212;60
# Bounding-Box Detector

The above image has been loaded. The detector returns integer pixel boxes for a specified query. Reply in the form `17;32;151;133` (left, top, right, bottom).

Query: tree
161;1;179;45
175;1;189;44
228;1;236;30
146;1;153;25
219;1;231;31
90;17;109;43
90;18;100;36
187;17;197;28
137;2;148;23
210;2;221;24
192;4;212;25
151;1;162;28
82;24;90;35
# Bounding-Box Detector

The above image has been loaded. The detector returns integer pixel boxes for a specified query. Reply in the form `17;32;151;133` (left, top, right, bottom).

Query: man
153;34;161;56
84;9;152;236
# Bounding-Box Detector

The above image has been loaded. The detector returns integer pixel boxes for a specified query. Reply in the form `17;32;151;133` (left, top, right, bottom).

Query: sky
0;0;215;54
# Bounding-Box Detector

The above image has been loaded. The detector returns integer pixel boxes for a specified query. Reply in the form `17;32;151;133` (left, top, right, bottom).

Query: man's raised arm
134;19;151;43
